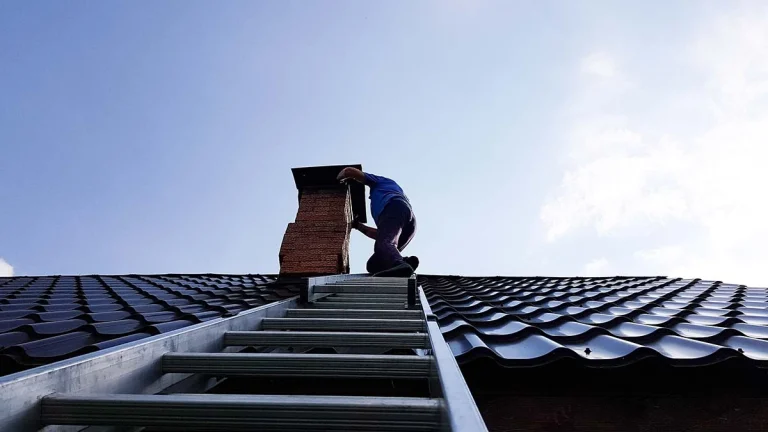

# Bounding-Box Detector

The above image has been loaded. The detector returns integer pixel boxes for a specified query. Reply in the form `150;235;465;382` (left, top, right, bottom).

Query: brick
282;254;339;265
298;212;344;220
282;239;347;250
295;209;347;217
296;204;346;212
300;194;347;204
279;187;352;276
281;235;346;245
283;226;337;236
285;222;347;232
281;231;348;243
280;249;345;261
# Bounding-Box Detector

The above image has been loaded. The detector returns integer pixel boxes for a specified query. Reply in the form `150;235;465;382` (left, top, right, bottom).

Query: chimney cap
291;164;367;223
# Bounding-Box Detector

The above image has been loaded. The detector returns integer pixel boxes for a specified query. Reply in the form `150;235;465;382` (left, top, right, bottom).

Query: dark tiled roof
420;276;768;367
0;274;299;375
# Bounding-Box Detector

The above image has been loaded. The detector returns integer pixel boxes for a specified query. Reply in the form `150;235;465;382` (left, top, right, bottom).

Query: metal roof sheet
0;274;300;375
420;275;768;367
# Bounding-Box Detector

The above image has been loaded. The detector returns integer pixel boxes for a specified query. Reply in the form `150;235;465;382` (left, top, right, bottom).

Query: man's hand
337;167;366;184
336;168;348;183
352;219;378;240
336;168;350;183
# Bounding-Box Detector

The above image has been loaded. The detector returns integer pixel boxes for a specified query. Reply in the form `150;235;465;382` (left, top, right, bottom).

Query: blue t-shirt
363;172;411;223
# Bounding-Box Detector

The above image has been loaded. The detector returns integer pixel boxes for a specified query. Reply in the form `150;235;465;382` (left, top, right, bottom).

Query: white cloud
580;52;616;78
0;258;13;277
583;258;612;276
541;7;768;286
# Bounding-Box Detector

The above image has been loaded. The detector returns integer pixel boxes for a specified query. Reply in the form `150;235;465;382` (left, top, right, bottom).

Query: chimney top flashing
291;164;367;223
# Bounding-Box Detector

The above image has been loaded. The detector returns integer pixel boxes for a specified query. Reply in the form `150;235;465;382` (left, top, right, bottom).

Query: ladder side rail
419;287;489;432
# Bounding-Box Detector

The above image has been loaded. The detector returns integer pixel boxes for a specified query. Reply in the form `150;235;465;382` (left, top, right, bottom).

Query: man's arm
352;219;377;240
336;167;367;184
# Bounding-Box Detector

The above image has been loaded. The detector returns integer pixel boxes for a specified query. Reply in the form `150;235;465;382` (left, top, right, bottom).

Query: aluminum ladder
0;275;488;432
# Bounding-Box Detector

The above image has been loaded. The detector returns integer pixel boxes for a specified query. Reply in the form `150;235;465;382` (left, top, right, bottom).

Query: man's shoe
374;262;414;278
403;256;420;271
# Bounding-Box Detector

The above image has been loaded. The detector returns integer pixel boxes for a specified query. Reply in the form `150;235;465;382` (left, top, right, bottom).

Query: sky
1;1;767;285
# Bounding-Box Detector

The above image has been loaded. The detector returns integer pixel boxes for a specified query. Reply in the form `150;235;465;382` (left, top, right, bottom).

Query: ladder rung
262;317;423;331
224;331;429;348
42;393;441;431
331;277;407;285
312;302;406;310
315;285;408;295
321;295;410;302
327;297;419;305
286;309;422;320
162;353;434;378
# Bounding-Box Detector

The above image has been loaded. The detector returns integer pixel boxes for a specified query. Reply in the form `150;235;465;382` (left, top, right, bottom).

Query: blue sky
2;1;767;285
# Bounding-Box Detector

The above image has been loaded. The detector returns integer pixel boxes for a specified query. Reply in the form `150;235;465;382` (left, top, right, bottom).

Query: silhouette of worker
337;167;419;277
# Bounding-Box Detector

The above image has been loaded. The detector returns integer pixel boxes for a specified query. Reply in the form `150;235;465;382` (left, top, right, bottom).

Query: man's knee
367;254;385;274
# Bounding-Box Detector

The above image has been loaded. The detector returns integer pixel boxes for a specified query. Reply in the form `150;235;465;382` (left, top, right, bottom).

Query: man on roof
337;167;419;277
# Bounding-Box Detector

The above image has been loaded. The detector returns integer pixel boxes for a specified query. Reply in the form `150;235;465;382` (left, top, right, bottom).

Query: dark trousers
366;200;417;274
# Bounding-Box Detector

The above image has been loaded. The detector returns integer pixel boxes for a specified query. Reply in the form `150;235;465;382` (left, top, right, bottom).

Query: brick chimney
279;165;367;276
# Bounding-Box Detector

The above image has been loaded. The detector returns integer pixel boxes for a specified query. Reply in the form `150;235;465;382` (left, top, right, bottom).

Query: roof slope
420;276;768;367
5;272;768;377
0;274;299;375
